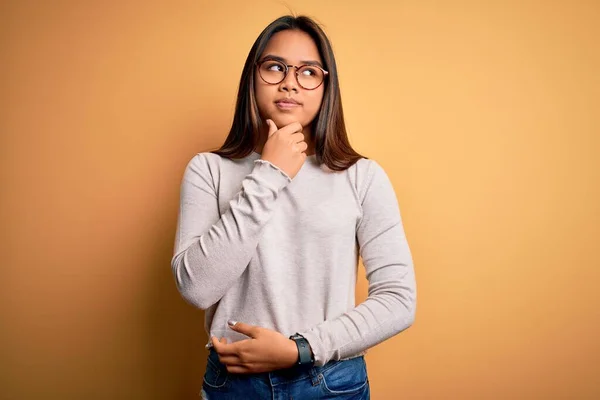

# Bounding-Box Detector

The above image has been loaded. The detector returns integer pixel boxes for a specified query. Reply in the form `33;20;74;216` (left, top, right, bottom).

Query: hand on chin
269;114;303;129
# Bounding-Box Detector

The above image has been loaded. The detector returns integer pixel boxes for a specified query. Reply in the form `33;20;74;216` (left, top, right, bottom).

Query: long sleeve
299;161;417;366
171;154;291;310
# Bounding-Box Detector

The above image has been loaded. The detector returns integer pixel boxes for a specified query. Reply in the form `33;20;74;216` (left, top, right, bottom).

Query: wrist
289;333;315;366
285;339;299;367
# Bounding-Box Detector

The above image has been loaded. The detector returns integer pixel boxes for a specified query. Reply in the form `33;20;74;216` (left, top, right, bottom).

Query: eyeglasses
257;59;328;90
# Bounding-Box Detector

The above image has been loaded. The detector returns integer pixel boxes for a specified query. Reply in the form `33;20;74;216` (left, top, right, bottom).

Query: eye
300;67;317;76
264;61;285;72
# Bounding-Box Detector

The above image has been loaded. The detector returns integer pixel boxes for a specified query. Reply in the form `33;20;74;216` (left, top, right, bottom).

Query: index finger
211;336;243;356
276;121;303;136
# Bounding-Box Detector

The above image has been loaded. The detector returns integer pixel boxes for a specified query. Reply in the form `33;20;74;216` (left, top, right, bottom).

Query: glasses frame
256;59;329;90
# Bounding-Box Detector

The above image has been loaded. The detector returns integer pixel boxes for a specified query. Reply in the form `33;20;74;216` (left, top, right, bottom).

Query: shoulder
347;158;390;203
180;152;230;189
185;151;223;168
183;151;241;175
182;151;256;185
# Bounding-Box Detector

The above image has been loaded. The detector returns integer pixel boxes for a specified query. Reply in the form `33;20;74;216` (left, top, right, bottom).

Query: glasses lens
259;60;286;84
297;66;324;90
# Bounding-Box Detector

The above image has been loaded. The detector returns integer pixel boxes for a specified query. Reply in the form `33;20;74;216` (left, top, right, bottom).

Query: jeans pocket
203;353;229;390
320;356;369;395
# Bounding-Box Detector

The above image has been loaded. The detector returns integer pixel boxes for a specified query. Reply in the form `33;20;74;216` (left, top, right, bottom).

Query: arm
171;154;291;309
299;161;417;366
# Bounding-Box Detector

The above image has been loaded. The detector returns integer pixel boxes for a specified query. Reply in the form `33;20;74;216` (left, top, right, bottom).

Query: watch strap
289;333;314;366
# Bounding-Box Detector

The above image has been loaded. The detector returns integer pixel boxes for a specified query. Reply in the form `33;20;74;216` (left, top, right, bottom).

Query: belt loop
308;366;321;386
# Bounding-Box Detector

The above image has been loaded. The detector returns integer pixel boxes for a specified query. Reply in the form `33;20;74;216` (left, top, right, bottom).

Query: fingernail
227;320;237;326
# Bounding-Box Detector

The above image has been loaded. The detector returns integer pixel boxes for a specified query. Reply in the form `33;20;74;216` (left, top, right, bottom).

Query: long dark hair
212;15;365;171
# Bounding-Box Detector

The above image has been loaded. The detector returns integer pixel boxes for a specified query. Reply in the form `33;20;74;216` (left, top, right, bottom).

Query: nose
279;67;299;93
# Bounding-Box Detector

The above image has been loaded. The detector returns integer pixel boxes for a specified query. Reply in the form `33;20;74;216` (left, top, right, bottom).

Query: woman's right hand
261;119;308;179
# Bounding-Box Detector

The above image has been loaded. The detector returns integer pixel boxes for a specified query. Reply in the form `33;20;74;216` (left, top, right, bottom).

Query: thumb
266;119;278;138
228;320;259;338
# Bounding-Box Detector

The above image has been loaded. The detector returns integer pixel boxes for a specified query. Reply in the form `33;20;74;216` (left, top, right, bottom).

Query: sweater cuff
297;329;327;367
253;159;292;186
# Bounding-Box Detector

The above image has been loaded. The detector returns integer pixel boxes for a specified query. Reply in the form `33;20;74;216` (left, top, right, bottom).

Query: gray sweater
171;151;416;366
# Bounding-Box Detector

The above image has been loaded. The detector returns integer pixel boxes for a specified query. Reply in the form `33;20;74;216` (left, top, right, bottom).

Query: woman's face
255;29;325;132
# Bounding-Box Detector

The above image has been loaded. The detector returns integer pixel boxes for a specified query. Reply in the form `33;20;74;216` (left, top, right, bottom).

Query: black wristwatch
289;333;314;366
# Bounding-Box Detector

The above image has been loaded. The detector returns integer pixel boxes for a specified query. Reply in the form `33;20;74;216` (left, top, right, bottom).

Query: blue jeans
202;348;370;399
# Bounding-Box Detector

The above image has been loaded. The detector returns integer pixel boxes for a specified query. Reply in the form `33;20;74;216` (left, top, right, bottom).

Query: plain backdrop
1;0;599;398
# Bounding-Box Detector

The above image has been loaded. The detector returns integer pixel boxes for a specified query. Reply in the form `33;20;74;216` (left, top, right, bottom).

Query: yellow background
1;0;599;398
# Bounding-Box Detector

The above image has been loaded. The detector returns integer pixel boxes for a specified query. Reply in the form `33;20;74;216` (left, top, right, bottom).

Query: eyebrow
261;54;324;68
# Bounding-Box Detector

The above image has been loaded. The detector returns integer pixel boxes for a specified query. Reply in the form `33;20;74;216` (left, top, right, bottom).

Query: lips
275;98;301;110
276;97;301;104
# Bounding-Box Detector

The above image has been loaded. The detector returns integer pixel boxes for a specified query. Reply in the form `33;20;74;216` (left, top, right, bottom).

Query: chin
271;113;306;129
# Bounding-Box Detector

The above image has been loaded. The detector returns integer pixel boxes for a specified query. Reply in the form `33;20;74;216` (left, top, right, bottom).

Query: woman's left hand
211;321;299;374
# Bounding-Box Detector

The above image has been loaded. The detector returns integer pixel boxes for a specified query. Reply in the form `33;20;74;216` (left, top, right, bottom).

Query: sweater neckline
251;151;317;159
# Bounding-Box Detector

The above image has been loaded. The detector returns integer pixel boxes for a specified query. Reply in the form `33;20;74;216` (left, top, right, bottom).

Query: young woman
172;15;417;399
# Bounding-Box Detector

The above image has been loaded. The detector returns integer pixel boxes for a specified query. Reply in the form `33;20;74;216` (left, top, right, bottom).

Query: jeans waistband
208;348;364;387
